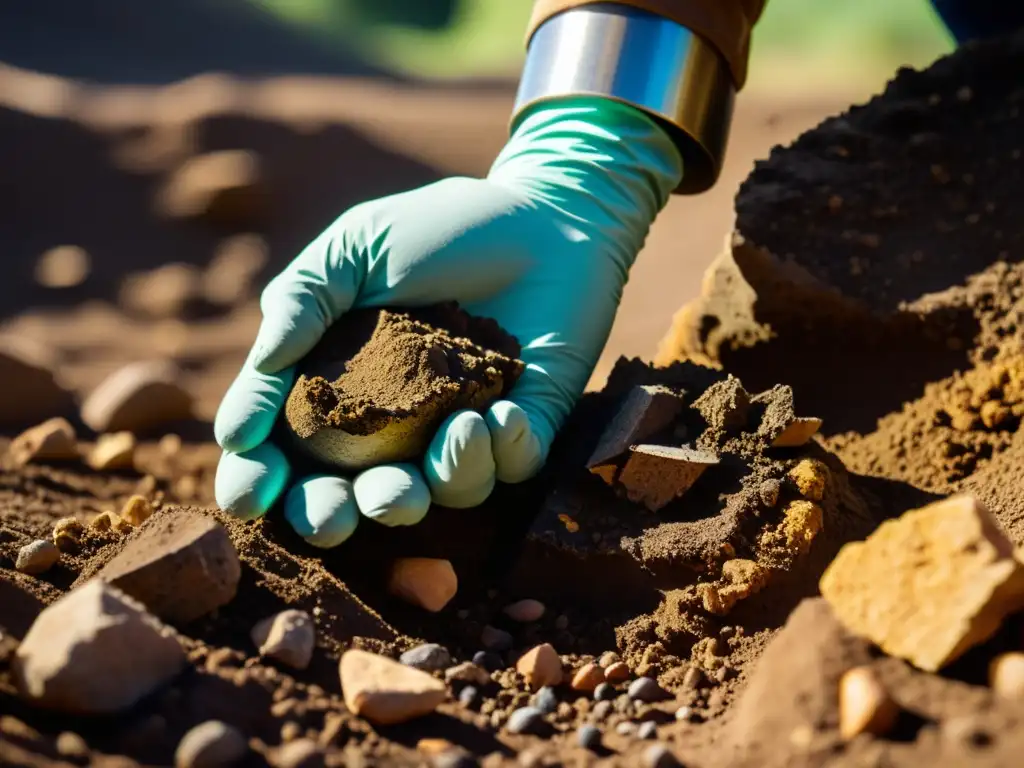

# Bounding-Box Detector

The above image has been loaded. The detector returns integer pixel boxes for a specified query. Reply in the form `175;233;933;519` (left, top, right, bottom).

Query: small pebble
531;686;557;714
120;495;153;527
503;599;545;623
270;738;323;768
55;731;89;760
628;677;669;703
174;720;247;768
473;650;503;672
593;682;616;702
400;643;452;672
576;724;602;751
674;706;693;722
507;706;548;736
682;666;704;690
87;431;136;471
642;744;681;768
989;652;1024;699
15;539;59;575
591;700;613;720
615;721;636;737
604;661;630;682
614;694;634;715
251;610;315;670
431;750;479;768
570;662;605;692
481;625;513;652
598;651;621;668
637;722;658;740
444;662;490;686
388;558;458;612
516;643;562;690
458;685;481;709
52;517;85;554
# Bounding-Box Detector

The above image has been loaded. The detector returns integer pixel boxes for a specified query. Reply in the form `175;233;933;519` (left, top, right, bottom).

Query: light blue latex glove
214;96;683;547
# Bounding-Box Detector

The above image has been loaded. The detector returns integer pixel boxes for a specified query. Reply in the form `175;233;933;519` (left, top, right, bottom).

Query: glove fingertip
215;443;291;521
284;475;359;548
486;399;550;484
354;464;431;527
425;410;496;508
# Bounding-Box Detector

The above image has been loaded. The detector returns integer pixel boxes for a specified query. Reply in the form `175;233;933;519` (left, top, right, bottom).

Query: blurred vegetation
251;0;954;88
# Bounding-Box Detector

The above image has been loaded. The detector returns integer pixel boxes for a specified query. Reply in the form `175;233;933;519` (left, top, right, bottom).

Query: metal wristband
512;4;736;194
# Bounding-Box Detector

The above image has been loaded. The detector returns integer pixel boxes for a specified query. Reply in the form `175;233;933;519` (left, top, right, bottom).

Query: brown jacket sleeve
528;0;766;88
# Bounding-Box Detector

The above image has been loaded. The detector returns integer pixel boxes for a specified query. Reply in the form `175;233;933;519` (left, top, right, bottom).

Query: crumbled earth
283;304;524;470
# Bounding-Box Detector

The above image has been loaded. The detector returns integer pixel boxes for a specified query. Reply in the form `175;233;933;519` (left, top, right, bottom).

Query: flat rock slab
821;495;1024;671
618;444;719;512
14;580;186;714
95;509;241;624
339;649;446;725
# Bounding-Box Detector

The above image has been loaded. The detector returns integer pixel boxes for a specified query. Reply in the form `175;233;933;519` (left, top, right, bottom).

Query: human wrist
512;3;734;194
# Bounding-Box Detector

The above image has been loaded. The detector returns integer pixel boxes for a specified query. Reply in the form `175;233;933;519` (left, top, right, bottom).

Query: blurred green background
251;0;954;90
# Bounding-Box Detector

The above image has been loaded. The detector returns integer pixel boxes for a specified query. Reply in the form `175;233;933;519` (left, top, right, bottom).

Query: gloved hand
214;96;682;547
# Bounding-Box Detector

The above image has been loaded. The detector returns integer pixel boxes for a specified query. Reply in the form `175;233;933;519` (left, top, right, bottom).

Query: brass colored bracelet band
512;4;736;194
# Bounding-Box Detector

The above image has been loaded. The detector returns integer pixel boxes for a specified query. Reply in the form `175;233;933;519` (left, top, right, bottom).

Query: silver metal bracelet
512;3;736;194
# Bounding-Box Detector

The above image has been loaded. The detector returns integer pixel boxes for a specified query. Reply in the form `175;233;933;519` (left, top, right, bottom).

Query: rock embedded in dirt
571;663;605;692
617;444;720;512
696;558;770;616
503;598;545;623
989;652;1024;699
13;580;186;713
55;731;89;761
788;459;829;502
387;557;457;613
444;661;490;686
642;744;680;768
95;509;241;624
839;666;899;741
87;431;137;471
605;662;630;683
637;721;658;740
9;417;78;467
283;305;524;471
15;540;60;575
0;335;74;428
628;677;670;703
399;643;452;673
268;738;323;768
531;686;558;714
577;724;602;750
81;361;193;434
516;643;562;691
772;417;823;448
339;649;447;726
481;625;513;652
174;720;248;768
52;517;85;554
120;494;154;527
506;706;549;736
820;495;1024;671
156;149;267;227
251;609;315;670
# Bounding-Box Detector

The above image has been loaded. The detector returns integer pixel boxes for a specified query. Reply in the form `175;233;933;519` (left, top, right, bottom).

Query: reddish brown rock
387;558;457;613
95;510;241;624
516;643;562;691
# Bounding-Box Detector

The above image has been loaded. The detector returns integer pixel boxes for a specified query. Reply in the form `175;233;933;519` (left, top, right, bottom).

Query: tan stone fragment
820;495;1024;671
87;432;136;471
156;150;267;227
9;418;78;467
788;459;829;501
81;361;192;434
839;666;899;740
618;444;719;512
251;610;315;670
604;662;631;682
91;511;133;535
516;643;562;690
387;558;457;613
52;518;84;554
587;385;685;481
772;417;823;447
697;559;770;616
989;652;1024;699
120;495;154;527
570;663;605;692
339;649;446;725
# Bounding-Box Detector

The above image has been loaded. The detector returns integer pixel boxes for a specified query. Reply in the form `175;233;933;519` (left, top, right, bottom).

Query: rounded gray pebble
473;650;503;672
628;677;669;703
459;685;481;709
431;750;479;768
531;686;557;714
576;724;602;751
15;539;59;575
507;707;548;736
174;720;247;768
481;625;513;652
591;700;613;720
615;721;636;737
399;643;451;672
642;745;681;768
637;722;658;740
593;683;616;702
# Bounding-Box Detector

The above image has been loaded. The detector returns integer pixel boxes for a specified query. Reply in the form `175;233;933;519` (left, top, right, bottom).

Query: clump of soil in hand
283;303;524;470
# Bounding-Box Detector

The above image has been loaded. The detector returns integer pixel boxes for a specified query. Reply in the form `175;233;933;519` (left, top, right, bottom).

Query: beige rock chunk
820;495;1024;671
587;385;685;480
120;495;154;527
16;540;59;575
570;662;605;692
0;335;74;428
156;150;267;227
87;431;137;471
52;518;85;554
251;610;315;670
618;444;720;512
444;661;490;686
697;559;771;616
9;418;78;467
989;652;1024;699
516;643;563;690
175;720;247;768
35;245;90;289
781;501;824;556
81;361;193;434
13;580;186;713
91;511;133;535
772;417;823;448
604;661;631;682
387;558;457;612
96;510;241;624
339;649;446;725
838;666;899;740
788;459;829;502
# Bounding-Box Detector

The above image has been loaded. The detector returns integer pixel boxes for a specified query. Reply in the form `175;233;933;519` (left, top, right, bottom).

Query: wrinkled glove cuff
513;4;734;195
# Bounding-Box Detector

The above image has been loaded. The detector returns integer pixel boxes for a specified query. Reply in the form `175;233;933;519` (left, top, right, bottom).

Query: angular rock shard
771;417;823;447
9;418;78;467
820;495;1024;671
587;385;685;480
339;649;446;725
618;444;719;512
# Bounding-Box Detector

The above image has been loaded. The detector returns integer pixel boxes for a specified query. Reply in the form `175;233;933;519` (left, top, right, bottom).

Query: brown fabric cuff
527;0;764;88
